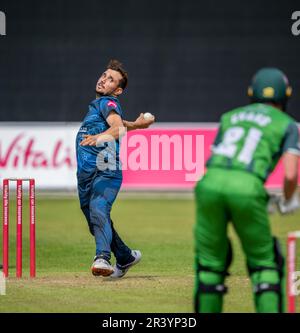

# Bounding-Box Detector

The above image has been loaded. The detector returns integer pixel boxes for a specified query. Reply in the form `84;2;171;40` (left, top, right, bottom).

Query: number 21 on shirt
213;126;263;164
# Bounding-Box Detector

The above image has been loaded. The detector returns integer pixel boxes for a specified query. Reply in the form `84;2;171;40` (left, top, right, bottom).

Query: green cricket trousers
194;168;285;313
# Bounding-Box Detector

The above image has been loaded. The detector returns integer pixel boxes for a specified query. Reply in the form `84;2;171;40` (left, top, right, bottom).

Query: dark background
0;0;299;122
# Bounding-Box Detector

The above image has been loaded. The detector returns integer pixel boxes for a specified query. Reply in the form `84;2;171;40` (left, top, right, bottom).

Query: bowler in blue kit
76;59;154;278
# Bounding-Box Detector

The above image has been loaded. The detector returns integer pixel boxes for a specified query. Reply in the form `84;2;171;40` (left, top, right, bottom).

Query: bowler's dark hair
107;59;128;90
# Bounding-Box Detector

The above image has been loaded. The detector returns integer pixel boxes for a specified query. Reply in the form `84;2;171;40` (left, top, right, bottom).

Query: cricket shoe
91;256;114;277
110;250;142;279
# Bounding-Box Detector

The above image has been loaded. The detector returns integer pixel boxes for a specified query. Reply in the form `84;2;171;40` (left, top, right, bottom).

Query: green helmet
248;68;292;106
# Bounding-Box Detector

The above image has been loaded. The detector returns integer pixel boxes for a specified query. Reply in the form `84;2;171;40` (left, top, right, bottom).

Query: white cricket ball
143;112;154;120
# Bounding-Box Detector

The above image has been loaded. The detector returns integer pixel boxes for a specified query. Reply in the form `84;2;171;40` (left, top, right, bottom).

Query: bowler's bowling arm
123;113;155;131
80;111;155;146
80;111;125;146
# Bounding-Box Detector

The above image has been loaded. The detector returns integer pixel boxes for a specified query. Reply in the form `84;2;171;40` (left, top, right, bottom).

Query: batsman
194;68;300;313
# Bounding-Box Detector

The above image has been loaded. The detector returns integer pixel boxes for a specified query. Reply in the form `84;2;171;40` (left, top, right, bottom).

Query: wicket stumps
287;231;300;313
2;178;36;278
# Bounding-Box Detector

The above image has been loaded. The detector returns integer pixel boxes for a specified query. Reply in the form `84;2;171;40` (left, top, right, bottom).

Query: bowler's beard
95;90;104;98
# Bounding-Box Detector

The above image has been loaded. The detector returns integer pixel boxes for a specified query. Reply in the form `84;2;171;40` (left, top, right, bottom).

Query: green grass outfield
0;196;299;313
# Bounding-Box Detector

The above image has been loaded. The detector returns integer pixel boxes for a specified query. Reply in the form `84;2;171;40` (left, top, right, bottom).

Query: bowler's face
96;69;122;96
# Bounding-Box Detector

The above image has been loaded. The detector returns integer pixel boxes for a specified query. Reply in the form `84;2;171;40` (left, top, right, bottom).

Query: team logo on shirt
107;101;117;108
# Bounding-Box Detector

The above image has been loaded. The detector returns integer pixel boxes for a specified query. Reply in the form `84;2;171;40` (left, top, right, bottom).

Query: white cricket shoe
91;257;114;277
110;250;142;279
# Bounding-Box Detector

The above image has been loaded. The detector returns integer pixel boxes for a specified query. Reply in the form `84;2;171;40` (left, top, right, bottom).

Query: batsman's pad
247;237;284;313
194;239;232;313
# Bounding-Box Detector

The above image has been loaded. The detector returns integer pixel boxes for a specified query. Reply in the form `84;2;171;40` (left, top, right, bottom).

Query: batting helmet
248;68;292;108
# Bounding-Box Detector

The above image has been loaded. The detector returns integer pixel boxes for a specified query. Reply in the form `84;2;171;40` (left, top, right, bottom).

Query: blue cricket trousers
77;169;132;264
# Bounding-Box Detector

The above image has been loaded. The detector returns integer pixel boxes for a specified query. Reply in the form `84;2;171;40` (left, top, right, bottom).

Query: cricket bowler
76;59;154;278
